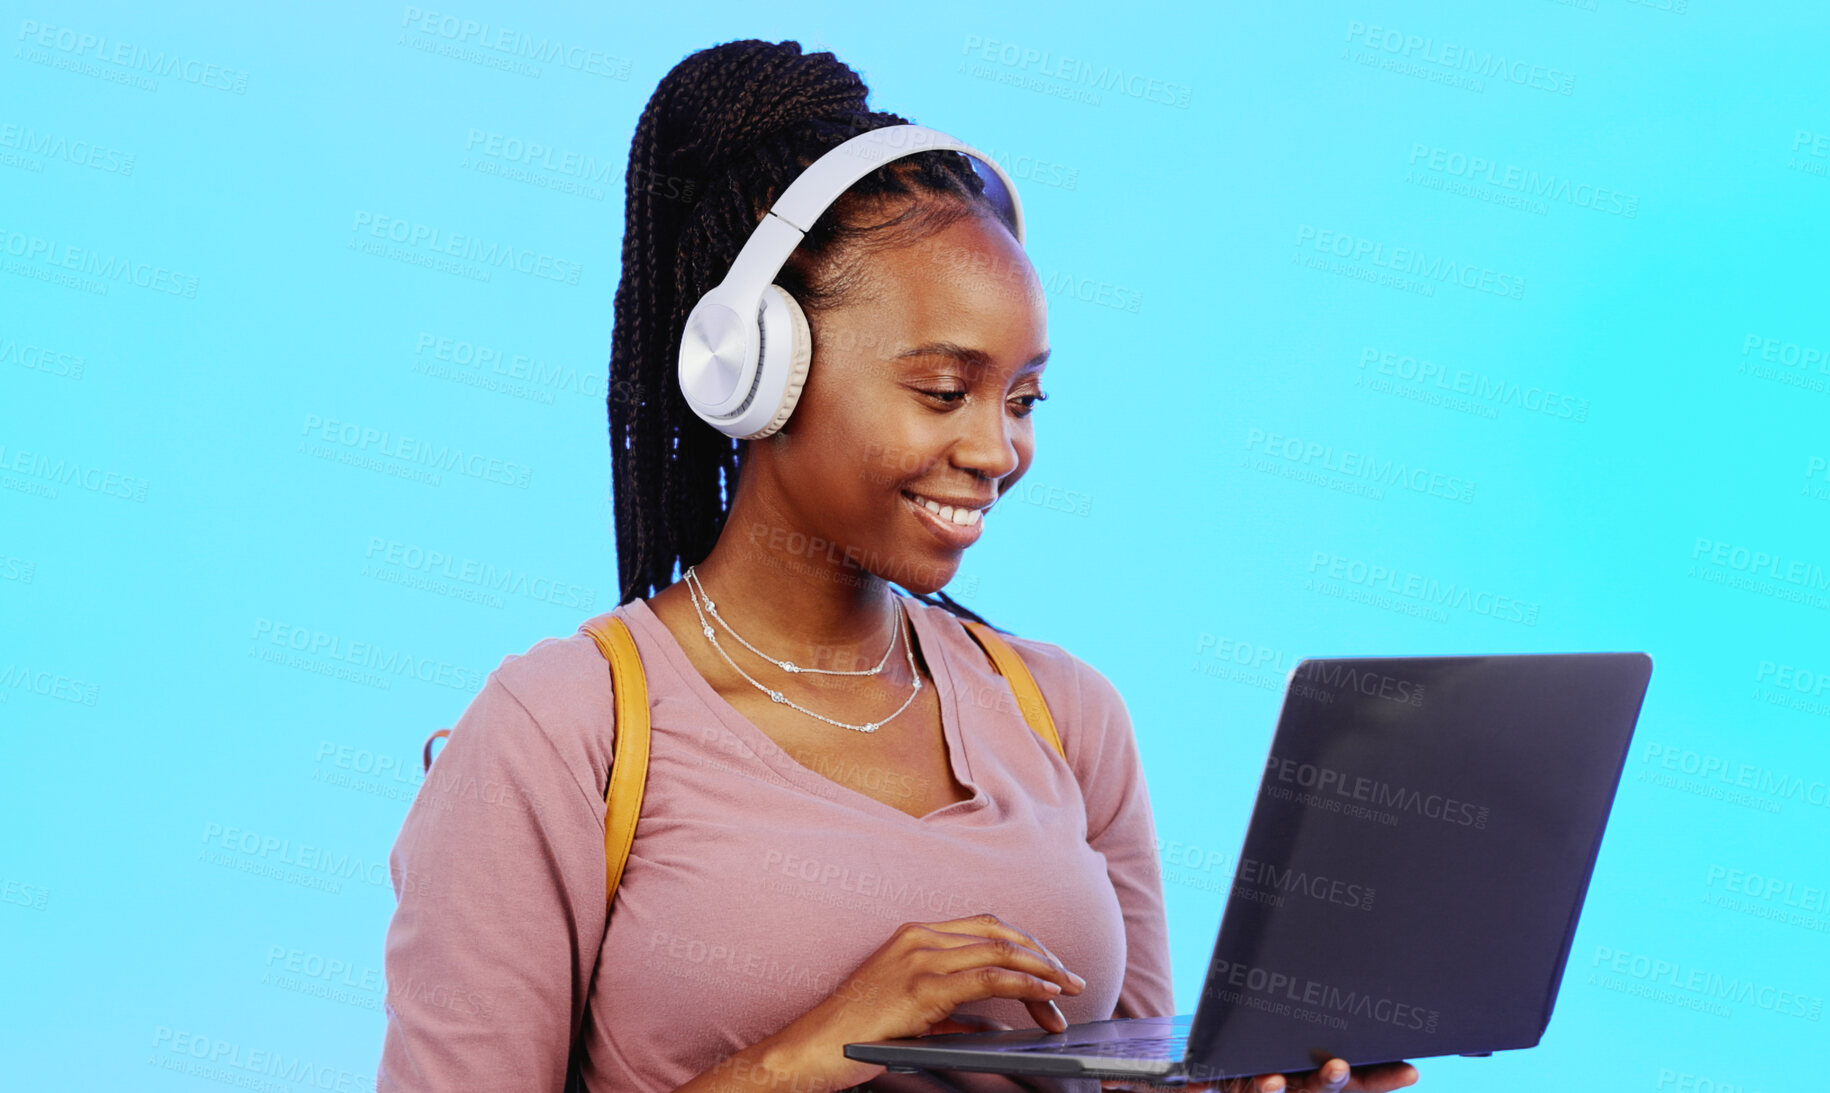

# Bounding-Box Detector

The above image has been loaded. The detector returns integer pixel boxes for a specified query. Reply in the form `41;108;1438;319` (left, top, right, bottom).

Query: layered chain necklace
683;565;921;734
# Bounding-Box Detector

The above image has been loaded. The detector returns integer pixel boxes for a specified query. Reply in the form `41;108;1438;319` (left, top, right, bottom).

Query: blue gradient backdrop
4;0;1827;1088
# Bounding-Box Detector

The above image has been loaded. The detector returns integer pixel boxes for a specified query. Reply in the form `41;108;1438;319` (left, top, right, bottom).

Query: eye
1010;391;1049;418
915;387;1048;413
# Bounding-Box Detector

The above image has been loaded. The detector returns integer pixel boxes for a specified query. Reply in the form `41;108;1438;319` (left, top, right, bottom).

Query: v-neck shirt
378;595;1174;1093
652;593;986;823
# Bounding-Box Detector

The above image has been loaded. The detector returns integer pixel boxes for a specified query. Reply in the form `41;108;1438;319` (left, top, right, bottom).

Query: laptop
846;652;1654;1083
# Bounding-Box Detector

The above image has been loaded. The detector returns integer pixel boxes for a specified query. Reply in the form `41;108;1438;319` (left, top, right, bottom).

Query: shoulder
997;629;1128;726
911;598;1133;765
466;608;630;806
491;613;622;712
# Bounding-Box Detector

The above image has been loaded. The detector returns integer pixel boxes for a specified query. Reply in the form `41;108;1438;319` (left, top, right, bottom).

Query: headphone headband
771;124;1025;238
679;124;1026;435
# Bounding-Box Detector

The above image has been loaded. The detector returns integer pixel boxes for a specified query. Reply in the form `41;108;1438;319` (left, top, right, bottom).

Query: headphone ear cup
749;285;813;439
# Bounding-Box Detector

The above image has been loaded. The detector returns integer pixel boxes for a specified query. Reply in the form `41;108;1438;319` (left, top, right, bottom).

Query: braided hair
609;39;1014;628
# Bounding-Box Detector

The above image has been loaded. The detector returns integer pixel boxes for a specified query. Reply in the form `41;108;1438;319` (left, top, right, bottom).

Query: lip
904;490;996;511
902;490;986;549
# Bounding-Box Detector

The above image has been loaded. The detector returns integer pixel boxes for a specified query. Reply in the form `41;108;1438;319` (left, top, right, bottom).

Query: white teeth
909;493;984;528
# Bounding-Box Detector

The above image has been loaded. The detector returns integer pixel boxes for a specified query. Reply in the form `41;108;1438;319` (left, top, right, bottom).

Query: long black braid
609;39;1011;630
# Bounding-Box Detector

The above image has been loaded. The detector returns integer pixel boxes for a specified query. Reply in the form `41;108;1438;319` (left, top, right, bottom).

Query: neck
686;489;907;674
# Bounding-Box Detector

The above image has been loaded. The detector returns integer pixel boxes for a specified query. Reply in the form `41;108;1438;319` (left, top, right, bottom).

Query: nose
950;399;1023;481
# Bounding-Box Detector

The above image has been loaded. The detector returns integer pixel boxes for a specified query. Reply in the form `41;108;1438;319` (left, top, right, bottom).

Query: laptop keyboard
1008;1033;1188;1060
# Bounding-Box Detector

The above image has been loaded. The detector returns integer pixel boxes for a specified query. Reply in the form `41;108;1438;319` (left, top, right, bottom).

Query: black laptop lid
1182;653;1653;1079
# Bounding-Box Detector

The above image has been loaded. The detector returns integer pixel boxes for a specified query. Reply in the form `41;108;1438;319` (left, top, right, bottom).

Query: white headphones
676;124;1026;440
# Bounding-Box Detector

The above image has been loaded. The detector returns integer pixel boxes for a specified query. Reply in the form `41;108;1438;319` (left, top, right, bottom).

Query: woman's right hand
732;912;1087;1093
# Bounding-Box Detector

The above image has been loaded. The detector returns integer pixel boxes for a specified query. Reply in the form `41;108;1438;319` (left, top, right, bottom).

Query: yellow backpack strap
582;615;650;908
961;619;1065;761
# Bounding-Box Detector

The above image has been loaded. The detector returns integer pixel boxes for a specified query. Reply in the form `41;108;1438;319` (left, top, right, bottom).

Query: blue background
4;0;1827;1088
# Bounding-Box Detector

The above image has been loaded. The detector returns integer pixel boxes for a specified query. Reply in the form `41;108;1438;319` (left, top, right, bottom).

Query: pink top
378;595;1173;1092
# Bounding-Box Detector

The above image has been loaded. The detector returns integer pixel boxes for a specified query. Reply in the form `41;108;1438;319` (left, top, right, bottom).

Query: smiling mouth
901;490;987;527
900;490;989;550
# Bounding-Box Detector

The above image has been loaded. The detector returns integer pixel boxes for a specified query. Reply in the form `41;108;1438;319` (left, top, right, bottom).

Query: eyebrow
892;341;1051;371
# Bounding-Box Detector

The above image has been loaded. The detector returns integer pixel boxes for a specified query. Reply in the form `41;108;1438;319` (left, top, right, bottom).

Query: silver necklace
684;566;897;676
683;571;922;734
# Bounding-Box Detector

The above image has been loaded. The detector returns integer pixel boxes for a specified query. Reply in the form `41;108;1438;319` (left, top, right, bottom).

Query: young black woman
379;38;1423;1093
